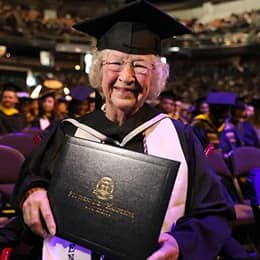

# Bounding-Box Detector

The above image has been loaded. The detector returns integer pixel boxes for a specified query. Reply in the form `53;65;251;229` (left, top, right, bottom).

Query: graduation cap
70;86;94;101
206;92;237;106
73;0;191;55
1;82;24;93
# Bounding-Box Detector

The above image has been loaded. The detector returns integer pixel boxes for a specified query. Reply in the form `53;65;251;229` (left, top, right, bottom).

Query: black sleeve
0;113;8;134
191;122;210;150
171;120;235;260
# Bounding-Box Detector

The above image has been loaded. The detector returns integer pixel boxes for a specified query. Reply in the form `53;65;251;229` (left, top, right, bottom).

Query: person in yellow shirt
0;83;26;134
191;98;219;149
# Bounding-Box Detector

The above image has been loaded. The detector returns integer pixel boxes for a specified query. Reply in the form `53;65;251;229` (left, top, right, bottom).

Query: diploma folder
48;135;180;260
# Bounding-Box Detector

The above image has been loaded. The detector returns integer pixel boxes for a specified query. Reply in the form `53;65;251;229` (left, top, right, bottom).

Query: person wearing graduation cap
13;1;235;259
206;92;245;157
67;86;95;118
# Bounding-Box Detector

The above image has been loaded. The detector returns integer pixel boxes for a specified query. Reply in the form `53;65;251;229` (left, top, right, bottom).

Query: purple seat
229;147;260;250
206;150;232;178
206;150;255;226
0;133;39;158
22;127;42;136
231;147;260;178
230;147;260;202
0;145;25;201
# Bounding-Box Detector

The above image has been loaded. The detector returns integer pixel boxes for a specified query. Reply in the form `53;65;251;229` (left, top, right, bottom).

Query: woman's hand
147;233;179;260
22;188;56;238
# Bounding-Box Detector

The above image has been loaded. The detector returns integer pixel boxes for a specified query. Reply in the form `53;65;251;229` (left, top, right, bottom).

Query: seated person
0;83;26;135
13;1;235;259
157;90;176;117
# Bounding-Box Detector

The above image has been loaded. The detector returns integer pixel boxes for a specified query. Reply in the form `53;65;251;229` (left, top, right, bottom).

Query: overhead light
26;70;37;87
0;45;7;57
40;51;54;66
74;64;81;71
169;46;180;52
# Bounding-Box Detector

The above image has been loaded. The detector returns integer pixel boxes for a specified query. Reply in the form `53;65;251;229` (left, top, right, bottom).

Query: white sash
43;115;188;259
144;117;188;232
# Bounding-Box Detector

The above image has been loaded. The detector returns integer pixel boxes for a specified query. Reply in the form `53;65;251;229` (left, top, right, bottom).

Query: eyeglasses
101;59;155;75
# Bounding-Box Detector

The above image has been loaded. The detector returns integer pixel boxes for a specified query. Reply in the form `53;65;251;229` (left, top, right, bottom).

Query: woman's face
42;96;55;112
200;102;210;115
101;50;154;115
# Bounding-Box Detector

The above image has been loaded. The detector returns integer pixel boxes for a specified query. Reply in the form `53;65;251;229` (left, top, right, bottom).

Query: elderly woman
13;1;234;259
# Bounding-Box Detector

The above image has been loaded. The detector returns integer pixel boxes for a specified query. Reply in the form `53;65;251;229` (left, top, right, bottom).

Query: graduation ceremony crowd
1;83;259;153
0;0;260;259
1;84;259;153
0;84;103;135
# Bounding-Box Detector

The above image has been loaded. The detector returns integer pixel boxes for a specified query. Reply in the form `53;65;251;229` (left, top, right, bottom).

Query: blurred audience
168;59;260;104
0;2;259;48
188;92;260;156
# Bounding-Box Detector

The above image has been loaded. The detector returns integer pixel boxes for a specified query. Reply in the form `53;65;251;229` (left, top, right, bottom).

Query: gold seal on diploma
93;177;114;200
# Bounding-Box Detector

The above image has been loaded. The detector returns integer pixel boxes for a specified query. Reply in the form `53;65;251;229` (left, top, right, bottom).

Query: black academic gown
0;110;26;135
13;103;234;260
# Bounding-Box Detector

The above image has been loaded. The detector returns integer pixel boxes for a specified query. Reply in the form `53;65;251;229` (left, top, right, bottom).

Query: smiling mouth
113;86;139;93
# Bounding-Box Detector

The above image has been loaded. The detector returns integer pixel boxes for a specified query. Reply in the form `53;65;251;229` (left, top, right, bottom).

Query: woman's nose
118;63;135;84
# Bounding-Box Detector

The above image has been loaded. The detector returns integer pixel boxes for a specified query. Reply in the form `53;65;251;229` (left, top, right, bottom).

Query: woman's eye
110;62;121;66
134;63;146;68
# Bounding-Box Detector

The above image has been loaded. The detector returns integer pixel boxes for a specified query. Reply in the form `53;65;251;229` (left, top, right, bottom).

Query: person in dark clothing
0;84;26;135
67;86;94;118
157;90;176;117
13;1;237;259
191;98;219;150
231;102;259;147
199;92;245;157
31;92;57;131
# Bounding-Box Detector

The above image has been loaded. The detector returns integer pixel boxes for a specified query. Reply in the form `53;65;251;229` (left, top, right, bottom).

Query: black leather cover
48;135;180;260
